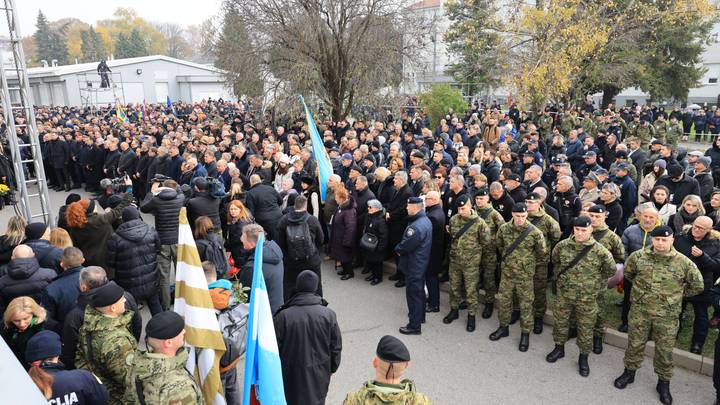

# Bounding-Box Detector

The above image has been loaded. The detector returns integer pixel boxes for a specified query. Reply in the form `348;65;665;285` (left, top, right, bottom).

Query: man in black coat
48;133;71;191
627;137;648;183
84;137;105;192
385;171;413;286
60;266;142;369
443;174;469;224
655;164;701;205
504;173;527;203
117;142;138;177
187;177;222;232
674;216;720;354
275;196;324;300
550;175;582;238
102;141;120;179
424;191;446;312
489;181;515;222
245;174;283;241
274;271;341;405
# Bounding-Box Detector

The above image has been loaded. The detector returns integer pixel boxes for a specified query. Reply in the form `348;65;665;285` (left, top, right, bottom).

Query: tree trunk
601;85;620;109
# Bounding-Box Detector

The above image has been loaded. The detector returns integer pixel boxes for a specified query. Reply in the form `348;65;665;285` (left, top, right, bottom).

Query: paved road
0;188;715;404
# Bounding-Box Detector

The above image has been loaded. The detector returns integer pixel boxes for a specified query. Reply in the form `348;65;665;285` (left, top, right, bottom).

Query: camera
109;176;129;193
152;174;170;184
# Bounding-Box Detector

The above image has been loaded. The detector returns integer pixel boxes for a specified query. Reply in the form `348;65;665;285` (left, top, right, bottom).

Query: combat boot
489;326;509;341
578;354;590;377
533;317;543;334
466;315;476;332
613;369;636;389
593;336;603;354
656;379;672;405
518;332;530;352
481;303;494;319
545;345;565;363
443;309;459;324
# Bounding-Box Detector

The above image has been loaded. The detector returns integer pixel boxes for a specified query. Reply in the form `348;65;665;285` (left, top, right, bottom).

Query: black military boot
545;345;565;363
443;309;459;324
568;327;578;339
489;326;509;341
466;315;476;332
533;317;544;334
509;309;520;325
613;369;636;389
593;336;603;354
481;303;494;319
656;379;672;405
578;354;590;377
518;332;530;352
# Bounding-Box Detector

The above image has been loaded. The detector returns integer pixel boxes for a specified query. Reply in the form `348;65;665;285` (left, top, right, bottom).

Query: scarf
673;209;699;234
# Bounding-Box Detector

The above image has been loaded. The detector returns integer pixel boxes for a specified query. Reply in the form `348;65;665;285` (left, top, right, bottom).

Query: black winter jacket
674;231;720;299
655;173;701;205
245;183;283;223
361;209;389;261
140;187;185;245
0;257;55;310
273;292;341;405
106;219;161;301
187;191;222;231
24;239;63;274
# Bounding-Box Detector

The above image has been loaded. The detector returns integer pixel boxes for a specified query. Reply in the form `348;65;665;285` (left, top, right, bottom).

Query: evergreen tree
33;10;53;63
81;26;107;62
116;29;148;59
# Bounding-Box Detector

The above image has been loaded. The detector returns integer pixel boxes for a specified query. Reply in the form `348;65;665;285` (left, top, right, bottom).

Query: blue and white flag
242;233;287;405
299;95;333;202
167;95;177;115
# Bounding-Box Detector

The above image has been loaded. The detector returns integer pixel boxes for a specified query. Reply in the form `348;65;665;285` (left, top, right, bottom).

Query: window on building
709;77;718;84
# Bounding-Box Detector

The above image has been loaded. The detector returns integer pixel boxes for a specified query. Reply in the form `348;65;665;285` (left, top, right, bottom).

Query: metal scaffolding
77;71;125;115
0;0;54;224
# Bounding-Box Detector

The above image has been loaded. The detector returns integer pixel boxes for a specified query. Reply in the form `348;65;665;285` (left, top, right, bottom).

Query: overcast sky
16;0;222;35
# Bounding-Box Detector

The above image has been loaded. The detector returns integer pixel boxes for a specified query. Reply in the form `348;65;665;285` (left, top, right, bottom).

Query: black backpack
286;219;317;261
197;237;229;275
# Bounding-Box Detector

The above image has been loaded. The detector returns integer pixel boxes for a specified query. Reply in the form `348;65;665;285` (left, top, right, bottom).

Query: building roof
409;0;442;10
25;55;221;78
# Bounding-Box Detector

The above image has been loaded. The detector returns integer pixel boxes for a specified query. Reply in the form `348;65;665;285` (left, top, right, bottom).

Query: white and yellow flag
175;207;227;404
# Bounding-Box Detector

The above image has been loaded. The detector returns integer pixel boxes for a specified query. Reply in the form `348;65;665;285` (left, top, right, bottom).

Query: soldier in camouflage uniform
560;110;577;136
613;225;704;405
636;120;655;149
489;203;547;352
125;311;204;405
474;189;505;319
443;195;490;332
75;282;137;405
537;109;554;138
343;335;431;405
588;204;626;354
546;217;615;377
627;115;641;139
666;116;684;147
653;115;669;144
582;112;598;139
525;192;561;334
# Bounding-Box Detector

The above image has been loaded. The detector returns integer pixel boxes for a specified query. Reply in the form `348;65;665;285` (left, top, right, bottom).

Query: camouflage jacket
497;222;546;279
560;115;576;134
75;307;137;405
666;122;683;146
475;205;504;248
653;120;669;142
551;236;615;297
538;115;554;133
625;247;704;316
449;211;490;262
592;224;625;263
343;380;432;405
527;210;562;261
636;124;655;147
124;347;204;405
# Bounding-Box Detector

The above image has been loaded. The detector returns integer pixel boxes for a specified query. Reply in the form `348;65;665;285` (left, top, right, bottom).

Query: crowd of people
0;98;719;404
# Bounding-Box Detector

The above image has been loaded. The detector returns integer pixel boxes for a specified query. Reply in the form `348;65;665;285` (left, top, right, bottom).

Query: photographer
140;176;185;311
187;177;222;235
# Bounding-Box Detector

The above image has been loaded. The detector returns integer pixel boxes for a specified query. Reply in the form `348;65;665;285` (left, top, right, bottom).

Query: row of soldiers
440;189;703;405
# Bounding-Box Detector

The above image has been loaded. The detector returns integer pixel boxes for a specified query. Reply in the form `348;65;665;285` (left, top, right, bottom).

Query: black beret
146;311;185;340
573;216;592;227
474;188;489;197
650;225;673;238
90;281;124;307
456;195;470;207
506;173;521;182
588;204;606;214
376;335;410;363
512;203;527;213
407;196;423;205
301;175;314;186
525;192;541;201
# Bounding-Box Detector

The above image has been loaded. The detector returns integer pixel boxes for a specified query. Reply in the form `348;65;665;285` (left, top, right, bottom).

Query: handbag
359;232;379;251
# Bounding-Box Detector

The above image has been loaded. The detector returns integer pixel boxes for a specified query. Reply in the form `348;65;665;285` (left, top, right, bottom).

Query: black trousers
365;260;383;281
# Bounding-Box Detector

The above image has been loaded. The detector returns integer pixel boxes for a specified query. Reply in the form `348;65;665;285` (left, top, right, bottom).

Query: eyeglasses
692;224;710;232
435;176;443;179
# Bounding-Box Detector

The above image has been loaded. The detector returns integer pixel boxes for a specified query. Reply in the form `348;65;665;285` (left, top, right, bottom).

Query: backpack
217;303;249;372
206;176;226;199
197;237;229;275
286;218;317;261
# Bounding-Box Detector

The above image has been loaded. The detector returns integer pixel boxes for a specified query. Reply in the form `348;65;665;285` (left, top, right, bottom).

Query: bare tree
215;0;430;121
155;22;193;59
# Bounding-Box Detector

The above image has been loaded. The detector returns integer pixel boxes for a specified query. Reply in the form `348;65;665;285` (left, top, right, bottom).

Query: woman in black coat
0;216;26;271
598;183;623;234
224;199;254;265
360;200;388;285
330;187;357;280
106;206;162;315
2;296;58;369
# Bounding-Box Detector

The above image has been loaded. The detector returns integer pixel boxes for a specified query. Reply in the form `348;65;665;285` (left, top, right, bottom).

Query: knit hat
698;157;712;168
653;159;667;169
25;331;62;364
65;193;82;205
296;270;319;293
122;206;140;222
25;222;48;240
367;199;383;210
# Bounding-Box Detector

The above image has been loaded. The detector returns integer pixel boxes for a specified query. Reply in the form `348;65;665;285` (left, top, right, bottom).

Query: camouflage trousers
479;248;498;304
552;291;598;354
533;262;549;318
624;305;679;380
497;276;534;333
449;259;480;314
569;288;608;337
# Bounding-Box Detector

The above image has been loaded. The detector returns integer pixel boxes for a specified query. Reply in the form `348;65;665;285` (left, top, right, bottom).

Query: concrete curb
378;260;714;377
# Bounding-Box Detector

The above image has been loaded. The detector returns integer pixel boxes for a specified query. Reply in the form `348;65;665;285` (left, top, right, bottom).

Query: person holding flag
115;99;128;124
299;96;333;203
242;225;287;405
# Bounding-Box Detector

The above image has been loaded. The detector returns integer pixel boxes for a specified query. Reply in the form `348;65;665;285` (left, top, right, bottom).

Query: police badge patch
406;228;415;237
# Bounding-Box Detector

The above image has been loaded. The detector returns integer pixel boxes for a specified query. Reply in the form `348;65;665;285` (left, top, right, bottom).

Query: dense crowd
0;98;719;404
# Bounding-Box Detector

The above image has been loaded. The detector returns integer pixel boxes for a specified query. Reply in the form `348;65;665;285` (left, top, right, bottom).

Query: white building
7;55;233;107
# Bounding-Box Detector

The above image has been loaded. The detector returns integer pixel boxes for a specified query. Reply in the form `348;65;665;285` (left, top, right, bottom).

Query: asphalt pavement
0;187;715;405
